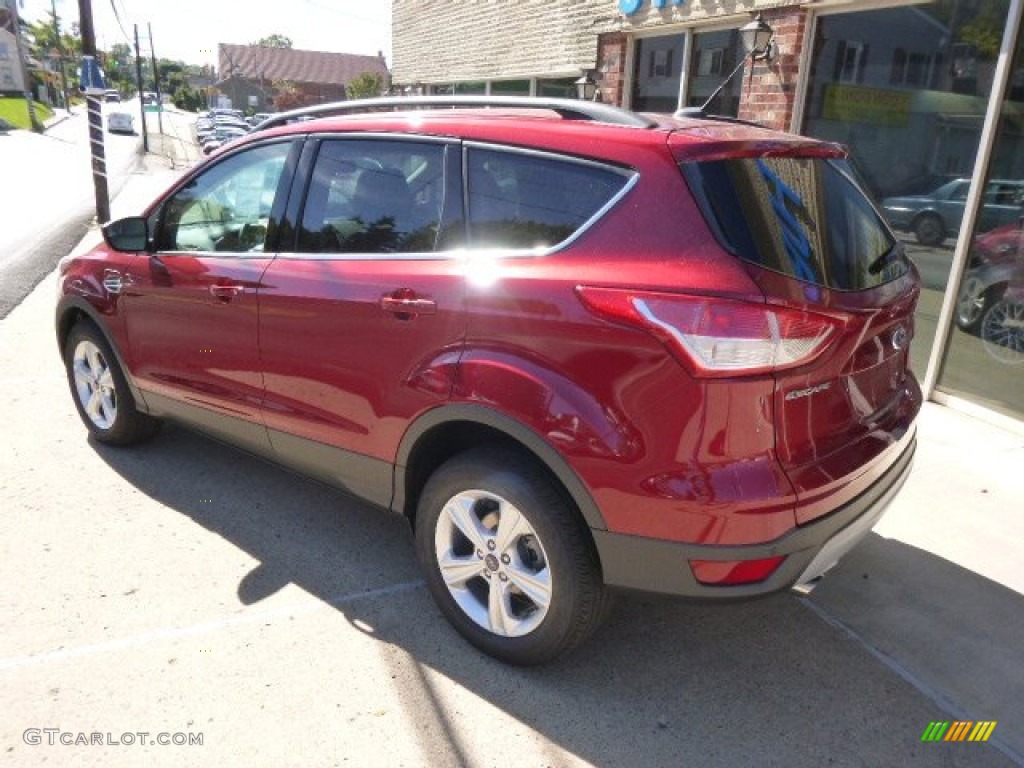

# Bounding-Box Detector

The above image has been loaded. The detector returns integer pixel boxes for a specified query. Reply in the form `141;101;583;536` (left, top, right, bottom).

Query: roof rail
253;95;658;132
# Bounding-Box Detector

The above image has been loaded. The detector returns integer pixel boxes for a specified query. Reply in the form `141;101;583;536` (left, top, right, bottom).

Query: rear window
681;156;907;290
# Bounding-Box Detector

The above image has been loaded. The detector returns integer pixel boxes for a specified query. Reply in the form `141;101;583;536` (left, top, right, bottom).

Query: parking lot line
0;579;424;673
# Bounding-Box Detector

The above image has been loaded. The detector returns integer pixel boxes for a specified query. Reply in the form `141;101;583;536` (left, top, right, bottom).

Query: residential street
0;101;196;318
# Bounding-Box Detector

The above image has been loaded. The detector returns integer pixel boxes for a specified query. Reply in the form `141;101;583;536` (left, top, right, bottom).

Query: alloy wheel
433;489;552;638
981;300;1024;365
72;339;118;429
956;275;987;329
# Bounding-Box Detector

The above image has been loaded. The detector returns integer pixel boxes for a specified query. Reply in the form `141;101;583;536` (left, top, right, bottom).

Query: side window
157;143;290;253
298;139;446;254
467;148;630;250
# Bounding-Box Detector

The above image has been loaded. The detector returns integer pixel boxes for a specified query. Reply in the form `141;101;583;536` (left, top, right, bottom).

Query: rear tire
63;321;162;445
415;448;608;665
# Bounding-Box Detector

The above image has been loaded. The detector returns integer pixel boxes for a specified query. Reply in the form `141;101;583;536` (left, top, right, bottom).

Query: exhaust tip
791;578;822;596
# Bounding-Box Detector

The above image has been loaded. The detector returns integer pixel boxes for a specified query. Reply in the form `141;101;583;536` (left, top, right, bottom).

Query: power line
107;0;131;45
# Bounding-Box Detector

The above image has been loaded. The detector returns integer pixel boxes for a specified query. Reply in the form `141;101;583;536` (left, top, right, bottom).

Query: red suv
56;97;921;664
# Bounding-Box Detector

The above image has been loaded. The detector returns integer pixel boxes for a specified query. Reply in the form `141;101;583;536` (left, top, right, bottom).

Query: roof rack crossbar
253;95;658;132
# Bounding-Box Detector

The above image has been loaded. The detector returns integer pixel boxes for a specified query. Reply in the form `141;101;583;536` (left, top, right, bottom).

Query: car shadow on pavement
92;423;1021;768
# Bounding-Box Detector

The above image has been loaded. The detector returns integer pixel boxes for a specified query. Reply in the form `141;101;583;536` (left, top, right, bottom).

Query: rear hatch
672;131;921;524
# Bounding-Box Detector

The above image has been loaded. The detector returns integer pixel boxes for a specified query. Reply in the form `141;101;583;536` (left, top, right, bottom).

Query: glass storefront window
491;80;531;96
802;2;1011;378
939;26;1024;422
687;29;743;117
537;77;577;98
631;34;685;112
454;81;487;95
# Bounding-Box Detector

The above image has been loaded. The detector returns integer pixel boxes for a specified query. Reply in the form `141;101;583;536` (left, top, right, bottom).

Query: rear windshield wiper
868;241;905;275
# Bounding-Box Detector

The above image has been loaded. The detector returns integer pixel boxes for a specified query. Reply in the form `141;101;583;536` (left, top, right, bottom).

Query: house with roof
215;43;389;113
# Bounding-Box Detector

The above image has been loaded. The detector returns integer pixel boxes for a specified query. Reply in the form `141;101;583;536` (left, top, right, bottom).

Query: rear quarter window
466;147;632;250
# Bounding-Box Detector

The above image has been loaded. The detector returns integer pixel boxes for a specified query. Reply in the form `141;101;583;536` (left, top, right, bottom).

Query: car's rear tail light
575;287;841;377
689;556;787;586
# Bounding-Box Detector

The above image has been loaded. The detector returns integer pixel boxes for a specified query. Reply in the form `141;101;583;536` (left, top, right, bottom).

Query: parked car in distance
882;178;1024;247
104;89;120;103
106;111;134;134
200;125;248;154
56;96;922;665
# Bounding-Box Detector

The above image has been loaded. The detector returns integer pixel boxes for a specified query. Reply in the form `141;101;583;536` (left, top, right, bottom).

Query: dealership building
393;0;1024;428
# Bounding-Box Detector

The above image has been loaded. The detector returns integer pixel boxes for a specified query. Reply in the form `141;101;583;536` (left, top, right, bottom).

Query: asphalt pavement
0;119;1021;768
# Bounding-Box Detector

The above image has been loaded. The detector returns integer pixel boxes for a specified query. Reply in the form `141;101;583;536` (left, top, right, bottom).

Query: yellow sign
823;84;911;126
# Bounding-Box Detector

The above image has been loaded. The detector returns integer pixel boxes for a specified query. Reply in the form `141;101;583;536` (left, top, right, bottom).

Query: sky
21;0;392;68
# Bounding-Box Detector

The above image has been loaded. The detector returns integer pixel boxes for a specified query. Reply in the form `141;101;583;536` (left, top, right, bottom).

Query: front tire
415;448;608;665
63;321;162;445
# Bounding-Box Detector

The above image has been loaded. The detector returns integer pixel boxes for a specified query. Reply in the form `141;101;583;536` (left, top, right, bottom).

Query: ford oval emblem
892;326;909;350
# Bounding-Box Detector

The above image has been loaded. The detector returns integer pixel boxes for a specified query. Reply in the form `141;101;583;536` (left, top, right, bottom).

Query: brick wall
737;8;809;131
596;32;627;106
392;0;617;84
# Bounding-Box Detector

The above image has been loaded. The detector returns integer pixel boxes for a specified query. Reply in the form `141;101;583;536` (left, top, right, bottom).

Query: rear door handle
209;284;244;301
380;295;437;317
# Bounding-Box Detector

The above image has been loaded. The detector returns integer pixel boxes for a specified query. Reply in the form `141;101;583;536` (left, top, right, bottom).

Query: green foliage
252;34;293;49
959;10;1005;60
346;71;385;101
0;97;54;131
172;85;203;112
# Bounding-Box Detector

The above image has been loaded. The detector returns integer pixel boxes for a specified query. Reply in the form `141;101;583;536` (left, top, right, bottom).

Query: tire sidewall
415;451;595;665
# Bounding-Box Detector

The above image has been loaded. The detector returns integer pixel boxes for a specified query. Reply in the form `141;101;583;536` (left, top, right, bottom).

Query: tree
172;84;202;112
252;34;292;49
272;80;303;111
346;71;385;100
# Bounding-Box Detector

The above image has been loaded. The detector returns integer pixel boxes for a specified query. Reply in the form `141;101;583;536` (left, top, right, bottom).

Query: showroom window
801;2;1012;379
938;21;1024;422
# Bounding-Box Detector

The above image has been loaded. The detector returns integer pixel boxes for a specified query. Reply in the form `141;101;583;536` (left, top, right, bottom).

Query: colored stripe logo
921;721;997;742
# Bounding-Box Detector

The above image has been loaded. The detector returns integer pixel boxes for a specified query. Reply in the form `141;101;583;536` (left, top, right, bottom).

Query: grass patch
0;97;55;130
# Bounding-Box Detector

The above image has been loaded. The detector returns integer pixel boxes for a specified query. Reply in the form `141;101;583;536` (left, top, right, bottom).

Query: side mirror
103;217;149;252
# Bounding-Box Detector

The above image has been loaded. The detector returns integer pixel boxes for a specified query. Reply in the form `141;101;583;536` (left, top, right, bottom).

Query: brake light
575;286;840;377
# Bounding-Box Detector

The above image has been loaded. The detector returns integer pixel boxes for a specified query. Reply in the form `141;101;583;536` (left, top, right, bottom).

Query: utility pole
148;23;163;134
50;0;70;112
8;0;40;131
133;24;149;152
77;0;110;223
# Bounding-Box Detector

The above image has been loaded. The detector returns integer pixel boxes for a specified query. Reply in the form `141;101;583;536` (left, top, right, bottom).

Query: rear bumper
593;427;916;598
